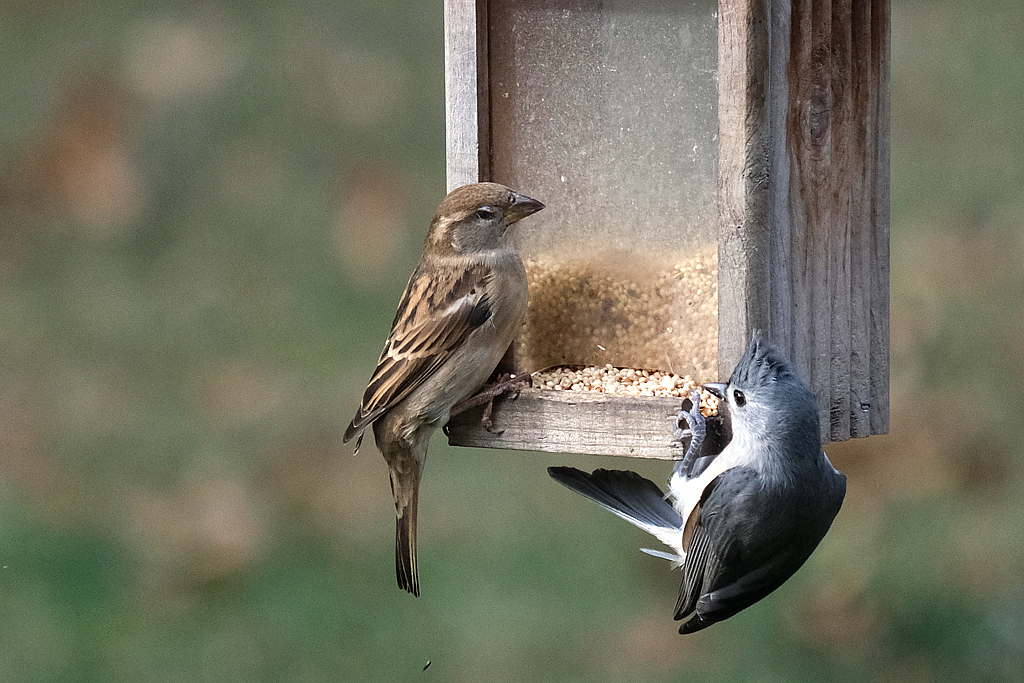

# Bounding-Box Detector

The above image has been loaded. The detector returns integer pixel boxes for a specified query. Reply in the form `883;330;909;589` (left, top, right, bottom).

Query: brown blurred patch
123;15;247;103
947;433;1013;500
123;471;270;590
0;354;83;522
53;365;133;431
947;537;1017;601
0;413;78;522
597;611;718;676
197;359;285;427
790;579;884;655
4;75;146;234
828;413;955;507
257;419;390;547
333;165;407;283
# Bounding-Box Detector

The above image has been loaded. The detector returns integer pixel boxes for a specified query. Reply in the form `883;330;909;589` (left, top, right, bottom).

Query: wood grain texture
829;0;854;441
869;0;891;435
787;0;833;438
717;0;772;380
444;0;488;191
445;388;693;459
784;0;889;438
848;0;872;438
767;0;795;370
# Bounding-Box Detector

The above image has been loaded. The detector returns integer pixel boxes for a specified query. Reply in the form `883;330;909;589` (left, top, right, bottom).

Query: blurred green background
1;1;1022;681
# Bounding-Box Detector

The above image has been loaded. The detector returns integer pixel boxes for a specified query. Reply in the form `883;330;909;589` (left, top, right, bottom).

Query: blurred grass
1;0;1023;682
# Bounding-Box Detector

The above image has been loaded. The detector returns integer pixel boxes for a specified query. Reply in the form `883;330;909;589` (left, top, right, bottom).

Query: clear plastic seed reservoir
488;0;720;386
519;246;718;381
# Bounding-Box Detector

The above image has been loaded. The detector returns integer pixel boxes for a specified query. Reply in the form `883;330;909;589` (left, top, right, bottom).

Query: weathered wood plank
767;0;794;362
717;0;772;379
445;389;693;459
788;0;835;438
444;0;488;190
870;0;891;434
783;0;889;439
829;0;853;441
849;0;873;437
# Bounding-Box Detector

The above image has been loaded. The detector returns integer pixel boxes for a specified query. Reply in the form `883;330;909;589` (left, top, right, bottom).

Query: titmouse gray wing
674;465;842;634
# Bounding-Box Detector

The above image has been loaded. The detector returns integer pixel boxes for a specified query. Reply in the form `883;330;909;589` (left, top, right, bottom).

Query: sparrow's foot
449;373;532;434
480;397;498;433
673;390;707;469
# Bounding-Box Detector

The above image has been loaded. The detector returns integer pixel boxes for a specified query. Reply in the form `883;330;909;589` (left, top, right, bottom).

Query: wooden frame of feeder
443;0;890;456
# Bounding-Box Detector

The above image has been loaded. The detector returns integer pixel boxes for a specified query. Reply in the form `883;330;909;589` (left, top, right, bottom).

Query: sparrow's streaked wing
344;261;493;442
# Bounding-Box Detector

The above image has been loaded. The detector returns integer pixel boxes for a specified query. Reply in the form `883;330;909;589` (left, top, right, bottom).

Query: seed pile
517;244;718;382
533;364;720;416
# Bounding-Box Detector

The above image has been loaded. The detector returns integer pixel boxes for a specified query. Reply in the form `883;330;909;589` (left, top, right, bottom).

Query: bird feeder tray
443;0;890;455
449;389;724;460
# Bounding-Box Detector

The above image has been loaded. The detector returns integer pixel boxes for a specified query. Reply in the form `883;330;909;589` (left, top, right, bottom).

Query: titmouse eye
732;389;746;407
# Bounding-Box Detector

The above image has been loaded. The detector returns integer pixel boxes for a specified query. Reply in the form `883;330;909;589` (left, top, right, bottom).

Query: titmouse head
704;332;822;469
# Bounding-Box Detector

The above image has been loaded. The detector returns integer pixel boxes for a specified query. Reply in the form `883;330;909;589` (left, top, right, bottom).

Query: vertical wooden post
869;0;891;436
720;0;888;440
788;0;837;437
785;0;889;439
445;0;489;191
717;0;773;378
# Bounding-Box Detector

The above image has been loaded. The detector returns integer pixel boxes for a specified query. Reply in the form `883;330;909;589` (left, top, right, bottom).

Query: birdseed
531;364;720;416
517;244;718;382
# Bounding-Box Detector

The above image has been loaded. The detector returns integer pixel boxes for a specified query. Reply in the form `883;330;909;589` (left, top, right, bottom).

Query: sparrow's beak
505;192;545;224
703;383;728;399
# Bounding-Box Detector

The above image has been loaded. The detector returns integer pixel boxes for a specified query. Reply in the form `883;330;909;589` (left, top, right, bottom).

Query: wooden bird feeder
443;0;889;457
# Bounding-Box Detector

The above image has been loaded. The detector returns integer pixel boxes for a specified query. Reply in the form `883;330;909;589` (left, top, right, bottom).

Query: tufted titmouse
549;333;846;633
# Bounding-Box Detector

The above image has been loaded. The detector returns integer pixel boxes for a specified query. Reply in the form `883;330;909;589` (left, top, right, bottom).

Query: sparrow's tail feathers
394;484;420;597
548;467;685;549
389;458;421;598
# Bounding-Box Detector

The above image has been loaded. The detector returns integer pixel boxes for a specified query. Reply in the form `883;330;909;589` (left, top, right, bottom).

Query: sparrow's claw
480;399;503;434
673;390;707;470
448;372;530;435
505;373;532;400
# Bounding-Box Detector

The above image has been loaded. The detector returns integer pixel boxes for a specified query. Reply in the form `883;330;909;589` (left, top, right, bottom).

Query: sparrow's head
704;331;820;450
427;182;544;255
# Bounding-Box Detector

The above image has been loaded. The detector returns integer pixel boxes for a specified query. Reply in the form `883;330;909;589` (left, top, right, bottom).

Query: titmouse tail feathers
547;467;684;533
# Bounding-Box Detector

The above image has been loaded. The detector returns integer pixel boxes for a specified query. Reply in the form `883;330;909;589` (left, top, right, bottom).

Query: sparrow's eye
474;206;496;220
732;389;746;407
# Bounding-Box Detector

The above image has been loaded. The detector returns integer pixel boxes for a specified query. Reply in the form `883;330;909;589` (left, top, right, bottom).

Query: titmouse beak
703;383;727;399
